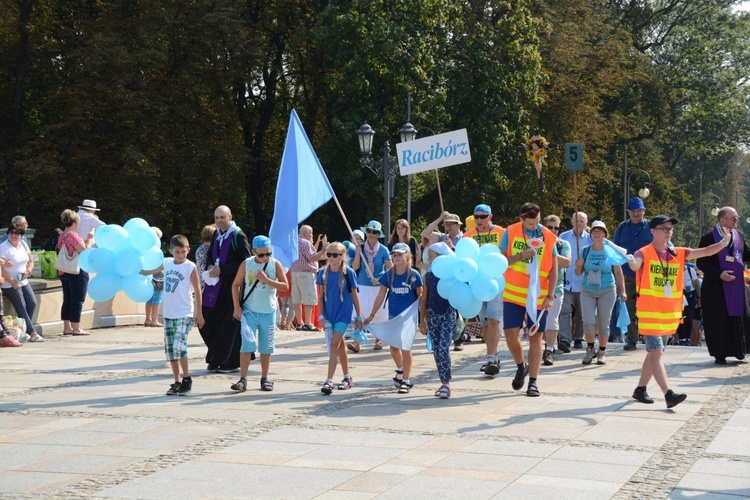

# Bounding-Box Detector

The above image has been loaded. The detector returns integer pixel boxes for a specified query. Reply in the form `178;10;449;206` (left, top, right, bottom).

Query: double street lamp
357;121;417;236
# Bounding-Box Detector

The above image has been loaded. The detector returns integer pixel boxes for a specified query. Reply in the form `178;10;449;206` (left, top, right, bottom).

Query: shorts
331;321;349;334
480;293;504;325
147;290;164;305
503;301;547;332
644;335;666;352
240;310;276;355
291;271;318;305
546;292;564;331
164;317;193;361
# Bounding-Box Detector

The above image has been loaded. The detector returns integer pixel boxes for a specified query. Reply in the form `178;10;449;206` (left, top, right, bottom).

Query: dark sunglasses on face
326;252;342;258
366;229;380;234
546;226;559;231
474;214;490;220
255;252;272;258
8;229;24;235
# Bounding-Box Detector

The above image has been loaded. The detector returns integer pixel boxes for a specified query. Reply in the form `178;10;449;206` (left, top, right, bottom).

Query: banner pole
332;195;375;281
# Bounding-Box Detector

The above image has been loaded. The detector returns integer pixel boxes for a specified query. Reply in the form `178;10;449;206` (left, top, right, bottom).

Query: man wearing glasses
613;197;653;350
558;212;591;351
697;207;750;365
463;204;505;376
541;215;571;365
627;215;730;408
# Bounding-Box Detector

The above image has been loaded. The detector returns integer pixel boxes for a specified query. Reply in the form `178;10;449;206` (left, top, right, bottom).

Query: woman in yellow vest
627;215;730;409
499;203;558;397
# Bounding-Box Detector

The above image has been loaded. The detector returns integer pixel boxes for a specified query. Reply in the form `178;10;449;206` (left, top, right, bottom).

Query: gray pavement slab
1;326;749;499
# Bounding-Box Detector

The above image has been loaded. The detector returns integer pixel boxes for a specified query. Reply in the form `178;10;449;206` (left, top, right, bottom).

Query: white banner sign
396;128;471;175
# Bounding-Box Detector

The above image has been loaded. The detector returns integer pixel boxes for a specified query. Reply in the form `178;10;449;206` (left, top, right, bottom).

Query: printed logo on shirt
165;268;186;293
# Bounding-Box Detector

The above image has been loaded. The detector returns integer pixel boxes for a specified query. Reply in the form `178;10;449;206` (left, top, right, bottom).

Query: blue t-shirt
379;268;423;318
560;229;593;291
555;239;571;296
613;220;653;277
357;244;392;287
579;246;615;291
425;271;450;315
316;267;358;324
346;245;356;267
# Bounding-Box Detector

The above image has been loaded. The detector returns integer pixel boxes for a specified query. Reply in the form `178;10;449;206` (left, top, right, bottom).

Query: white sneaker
596;350;607;365
29;333;45;342
582;346;595;365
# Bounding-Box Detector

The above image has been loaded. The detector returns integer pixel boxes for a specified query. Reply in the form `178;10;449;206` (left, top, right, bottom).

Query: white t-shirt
162;258;197;319
0;240;30;289
76;210;105;241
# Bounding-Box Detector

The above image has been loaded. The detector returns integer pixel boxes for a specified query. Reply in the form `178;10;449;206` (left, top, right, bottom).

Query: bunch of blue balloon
79;218;165;303
430;238;509;319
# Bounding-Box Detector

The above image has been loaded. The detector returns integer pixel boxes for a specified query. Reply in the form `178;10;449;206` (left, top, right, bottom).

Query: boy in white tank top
163;235;204;395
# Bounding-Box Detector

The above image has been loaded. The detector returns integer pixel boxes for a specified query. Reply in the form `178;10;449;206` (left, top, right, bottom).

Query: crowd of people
2;198;749;411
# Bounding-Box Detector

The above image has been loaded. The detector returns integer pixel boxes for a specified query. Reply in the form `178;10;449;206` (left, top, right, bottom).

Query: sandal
260;378;274;391
374;340;383;350
152;321;164;328
338;375;353;390
398;380;413;394
435;384;451;399
230;378;247;392
71;331;90;336
144;321;153;327
321;381;334;395
347;341;360;353
63;331;75;336
393;370;404;388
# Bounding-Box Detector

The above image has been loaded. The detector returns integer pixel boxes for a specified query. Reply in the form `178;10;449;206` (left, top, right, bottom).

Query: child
145;227;165;327
230;235;288;392
419;242;456;398
364;242;423;393
163;235;204;395
316;242;364;394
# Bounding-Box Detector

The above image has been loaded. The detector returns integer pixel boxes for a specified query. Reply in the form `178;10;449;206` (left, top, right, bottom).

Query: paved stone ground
1;326;749;499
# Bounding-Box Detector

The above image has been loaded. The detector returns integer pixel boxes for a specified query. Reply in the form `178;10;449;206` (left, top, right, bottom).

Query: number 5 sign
565;143;583;170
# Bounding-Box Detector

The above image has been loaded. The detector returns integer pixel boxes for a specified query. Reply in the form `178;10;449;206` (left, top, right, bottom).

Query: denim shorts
644;335;665;352
146;290;164;305
480;293;504;325
504;302;547;332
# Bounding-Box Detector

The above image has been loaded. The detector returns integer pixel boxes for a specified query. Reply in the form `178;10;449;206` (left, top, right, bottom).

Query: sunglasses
546;226;559;231
255;252;272;258
365;229;380;234
474;214;490;220
326;252;342;258
8;229;25;235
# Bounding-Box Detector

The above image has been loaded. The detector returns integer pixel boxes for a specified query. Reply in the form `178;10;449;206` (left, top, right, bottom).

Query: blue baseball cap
628;197;646;210
474;204;492;215
252;235;272;249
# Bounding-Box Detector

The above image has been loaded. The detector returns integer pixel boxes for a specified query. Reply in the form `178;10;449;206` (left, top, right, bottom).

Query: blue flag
269;109;335;269
604;240;631;266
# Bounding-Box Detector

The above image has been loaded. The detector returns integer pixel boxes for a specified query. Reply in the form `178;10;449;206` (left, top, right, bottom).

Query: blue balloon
496;276;506;293
128;227;160;252
478;253;508;278
455;237;480;260
95;224;129;251
479;243;501;257
88;248;116;274
142;247;165;271
459;298;483;319
431;253;457;279
436;276;457;299
115;247;144;276
471;275;500;302
453;258;479;283
448;282;472;310
123;274;154;303
123;217;150;234
79;248;96;273
88;273;122;302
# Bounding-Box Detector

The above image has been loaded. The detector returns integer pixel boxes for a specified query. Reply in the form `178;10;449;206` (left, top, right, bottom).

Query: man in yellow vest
499;203;557;396
627;215;730;408
463;204;505;376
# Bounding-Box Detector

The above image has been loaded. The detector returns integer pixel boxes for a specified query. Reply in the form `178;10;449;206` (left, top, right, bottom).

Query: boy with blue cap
230;235;289;392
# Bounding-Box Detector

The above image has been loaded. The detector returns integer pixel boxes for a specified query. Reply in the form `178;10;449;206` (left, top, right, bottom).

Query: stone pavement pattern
1;326;749;499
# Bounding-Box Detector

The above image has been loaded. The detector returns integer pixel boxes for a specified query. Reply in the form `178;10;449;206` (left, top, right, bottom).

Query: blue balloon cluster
80;218;164;303
431;238;509;318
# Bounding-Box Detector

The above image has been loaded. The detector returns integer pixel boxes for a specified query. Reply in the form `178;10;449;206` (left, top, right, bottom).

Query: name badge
726;256;735;262
664;282;672;298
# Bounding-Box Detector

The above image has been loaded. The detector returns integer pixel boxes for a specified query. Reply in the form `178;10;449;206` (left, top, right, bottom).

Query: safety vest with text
463;225;505;247
502;223;556;308
635;244;686;336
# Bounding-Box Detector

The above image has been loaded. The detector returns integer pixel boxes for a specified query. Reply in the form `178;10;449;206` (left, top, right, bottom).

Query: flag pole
331;194;376;282
574;171;580;258
435;169;445;231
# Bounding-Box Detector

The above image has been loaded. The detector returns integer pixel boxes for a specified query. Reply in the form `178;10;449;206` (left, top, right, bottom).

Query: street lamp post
357;121;416;235
624;168;651;219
